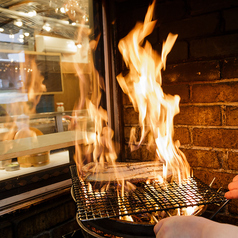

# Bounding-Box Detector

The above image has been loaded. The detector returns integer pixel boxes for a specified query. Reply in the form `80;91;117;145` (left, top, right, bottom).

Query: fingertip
224;191;230;199
233;175;238;182
224;189;238;200
228;182;232;191
228;180;238;191
154;220;163;234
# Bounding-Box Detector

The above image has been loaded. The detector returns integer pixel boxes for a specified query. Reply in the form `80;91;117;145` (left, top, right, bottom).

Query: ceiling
0;0;89;41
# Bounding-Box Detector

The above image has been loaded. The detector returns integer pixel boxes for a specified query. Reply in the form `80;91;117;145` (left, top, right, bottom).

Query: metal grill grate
70;165;227;221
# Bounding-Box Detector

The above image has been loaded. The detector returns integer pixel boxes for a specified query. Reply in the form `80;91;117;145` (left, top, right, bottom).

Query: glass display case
0;0;105;213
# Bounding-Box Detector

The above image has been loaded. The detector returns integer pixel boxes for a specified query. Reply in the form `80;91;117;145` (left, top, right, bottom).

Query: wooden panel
54;73;91;111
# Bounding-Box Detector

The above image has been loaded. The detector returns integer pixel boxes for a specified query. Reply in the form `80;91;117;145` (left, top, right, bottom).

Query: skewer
209;177;216;187
209;199;230;220
151;214;158;223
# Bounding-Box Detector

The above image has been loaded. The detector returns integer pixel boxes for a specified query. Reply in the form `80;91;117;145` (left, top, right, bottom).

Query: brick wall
114;0;238;223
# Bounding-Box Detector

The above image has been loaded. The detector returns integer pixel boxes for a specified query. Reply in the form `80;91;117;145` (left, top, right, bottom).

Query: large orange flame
67;4;118;180
117;0;190;182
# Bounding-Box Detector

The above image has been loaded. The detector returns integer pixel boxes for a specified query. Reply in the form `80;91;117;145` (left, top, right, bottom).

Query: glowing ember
117;0;190;182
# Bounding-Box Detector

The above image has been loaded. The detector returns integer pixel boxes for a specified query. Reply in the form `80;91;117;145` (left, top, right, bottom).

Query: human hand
154;216;210;238
153;215;238;238
225;175;238;199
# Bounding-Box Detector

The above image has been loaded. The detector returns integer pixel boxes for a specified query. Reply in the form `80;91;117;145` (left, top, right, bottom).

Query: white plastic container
57;102;64;112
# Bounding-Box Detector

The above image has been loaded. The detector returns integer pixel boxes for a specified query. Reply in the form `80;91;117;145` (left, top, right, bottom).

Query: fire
2;53;47;149
71;0;196;224
66;4;119;182
117;0;190;182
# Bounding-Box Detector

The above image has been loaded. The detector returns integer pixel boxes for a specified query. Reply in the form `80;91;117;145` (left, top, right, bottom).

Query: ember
70;164;226;222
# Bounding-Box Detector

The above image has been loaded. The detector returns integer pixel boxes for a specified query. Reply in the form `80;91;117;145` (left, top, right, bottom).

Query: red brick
124;144;156;161
226;106;238;126
192;82;238;103
122;92;131;105
228;199;238;215
154;0;186;24
174;105;221;126
124;126;184;145
194;168;238;218
154;41;189;63
116;0;153;39
193;168;234;189
222;58;238;79
227;151;238;170
124;126;131;142
210;211;238;225
181;148;222;169
190;0;238;15
146;29;159;46
223;7;238;32
174;126;191;145
124;126;190;146
167;41;188;63
190;34;238;58
163;61;220;83
124;126;141;142
193;128;238;149
123;107;139;125
162;84;190;103
159;13;219;41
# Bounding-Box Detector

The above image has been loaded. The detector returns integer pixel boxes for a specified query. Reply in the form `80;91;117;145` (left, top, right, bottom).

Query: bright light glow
14;19;22;27
67;41;76;50
0;28;4;32
71;22;76;25
24;32;29;37
60;7;66;13
43;23;51;32
9;34;14;39
19;34;24;39
77;43;82;49
28;10;37;17
18;38;24;43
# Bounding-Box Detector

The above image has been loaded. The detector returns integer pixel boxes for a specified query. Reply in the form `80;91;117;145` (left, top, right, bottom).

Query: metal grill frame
70;165;227;221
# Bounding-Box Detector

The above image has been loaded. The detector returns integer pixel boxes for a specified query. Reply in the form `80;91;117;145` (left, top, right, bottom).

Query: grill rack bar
70;165;227;221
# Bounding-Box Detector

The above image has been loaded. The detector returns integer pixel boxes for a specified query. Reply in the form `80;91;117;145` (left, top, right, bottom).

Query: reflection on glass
0;0;95;182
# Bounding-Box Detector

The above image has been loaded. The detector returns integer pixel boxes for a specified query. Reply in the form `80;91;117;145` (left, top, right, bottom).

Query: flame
117;0;190;182
118;179;134;222
67;3;119;184
2;53;47;154
70;0;194;223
